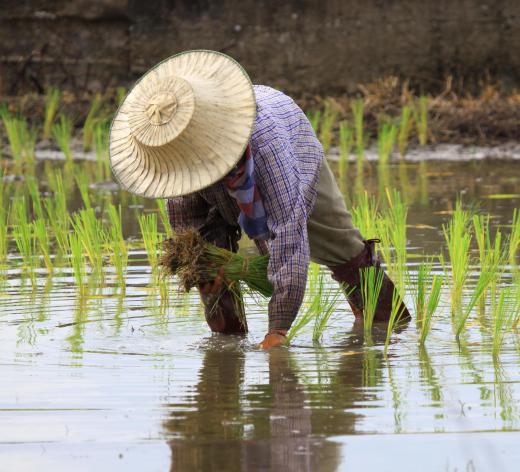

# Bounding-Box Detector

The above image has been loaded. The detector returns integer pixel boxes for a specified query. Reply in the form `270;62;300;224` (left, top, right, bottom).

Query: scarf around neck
224;145;270;240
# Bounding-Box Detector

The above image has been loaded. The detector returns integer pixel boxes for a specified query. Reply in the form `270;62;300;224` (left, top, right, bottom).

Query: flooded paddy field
1;156;520;472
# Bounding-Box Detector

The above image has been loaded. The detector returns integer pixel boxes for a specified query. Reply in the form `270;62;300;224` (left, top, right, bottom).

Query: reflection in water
164;342;344;472
419;346;443;405
2;159;520;470
164;322;406;470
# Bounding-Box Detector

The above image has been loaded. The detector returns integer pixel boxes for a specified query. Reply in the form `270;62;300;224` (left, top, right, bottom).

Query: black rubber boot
328;239;411;322
197;221;248;334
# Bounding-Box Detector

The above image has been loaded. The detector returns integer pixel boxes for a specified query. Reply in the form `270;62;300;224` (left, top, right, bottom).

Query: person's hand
198;267;225;296
259;331;287;349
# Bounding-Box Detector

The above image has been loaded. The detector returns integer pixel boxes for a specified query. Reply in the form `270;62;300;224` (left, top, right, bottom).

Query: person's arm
254;136;311;346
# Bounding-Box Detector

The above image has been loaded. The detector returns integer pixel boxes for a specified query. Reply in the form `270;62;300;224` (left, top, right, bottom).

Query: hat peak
145;91;178;125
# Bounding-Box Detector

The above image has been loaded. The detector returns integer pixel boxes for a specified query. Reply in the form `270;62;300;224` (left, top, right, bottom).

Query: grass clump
160;229;273;297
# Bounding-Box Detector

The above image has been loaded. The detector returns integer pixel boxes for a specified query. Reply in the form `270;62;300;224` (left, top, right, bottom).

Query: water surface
1;158;520;471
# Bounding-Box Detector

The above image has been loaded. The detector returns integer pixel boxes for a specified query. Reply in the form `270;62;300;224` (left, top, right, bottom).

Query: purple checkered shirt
167;85;323;331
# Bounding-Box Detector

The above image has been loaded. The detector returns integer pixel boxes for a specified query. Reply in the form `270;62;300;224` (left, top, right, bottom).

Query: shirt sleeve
254;136;310;332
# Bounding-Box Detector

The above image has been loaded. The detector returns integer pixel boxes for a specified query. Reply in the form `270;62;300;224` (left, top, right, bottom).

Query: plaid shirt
167;85;323;331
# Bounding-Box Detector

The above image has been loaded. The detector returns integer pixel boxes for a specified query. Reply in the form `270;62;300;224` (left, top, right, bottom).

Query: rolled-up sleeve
254;137;311;331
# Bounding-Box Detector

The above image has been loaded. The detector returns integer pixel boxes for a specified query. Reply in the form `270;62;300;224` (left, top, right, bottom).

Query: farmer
109;50;410;349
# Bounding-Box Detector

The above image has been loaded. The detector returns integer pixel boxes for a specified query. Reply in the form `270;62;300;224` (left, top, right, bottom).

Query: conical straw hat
109;50;256;198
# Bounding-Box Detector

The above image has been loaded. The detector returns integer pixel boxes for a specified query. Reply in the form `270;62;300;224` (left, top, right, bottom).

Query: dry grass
298;76;520;146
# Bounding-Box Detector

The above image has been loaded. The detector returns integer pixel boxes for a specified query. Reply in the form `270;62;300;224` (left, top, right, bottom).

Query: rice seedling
413;96;429;146
490;287;519;357
418;346;443;403
286;267;343;343
157;199;172;238
397;105;413;157
338;121;353;181
93;120;111;181
106;204;128;286
359;266;384;339
0;107;37;167
12;198;36;285
418;274;444;346
0;106;22;161
384;287;409;355
0;204;8;266
306;109;321;133
160;229;272;297
74;167;92;209
473;215;505;313
409;260;433;323
418;161;429;206
312;281;342;343
44;172;70;255
318;100;338;154
71;208;106;272
116;87;127;106
351;191;379;238
455;253;500;340
377;122;397;165
33;218;53;272
378;189;408;290
139;213;161;270
26;175;44;220
442;202;472;315
83;93;103;151
42;88;61;140
351;99;365;162
69;232;86;293
52;114;74;163
508;209;520;266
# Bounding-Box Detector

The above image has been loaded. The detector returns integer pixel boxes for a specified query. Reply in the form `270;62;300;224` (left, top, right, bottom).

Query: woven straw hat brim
109;50;256;198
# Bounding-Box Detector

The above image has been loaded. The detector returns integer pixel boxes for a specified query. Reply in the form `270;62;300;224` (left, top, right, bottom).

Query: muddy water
1;158;520;471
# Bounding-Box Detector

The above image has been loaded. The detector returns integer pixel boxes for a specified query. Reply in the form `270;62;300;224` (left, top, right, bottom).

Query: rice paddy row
1;158;518;355
0;89;519;356
0;87;429;175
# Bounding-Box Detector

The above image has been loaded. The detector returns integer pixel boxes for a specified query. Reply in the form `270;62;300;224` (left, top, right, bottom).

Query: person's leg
307;159;410;321
167;196;247;334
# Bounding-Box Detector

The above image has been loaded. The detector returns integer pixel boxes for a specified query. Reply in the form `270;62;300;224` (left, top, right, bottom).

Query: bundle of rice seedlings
160;230;272;297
